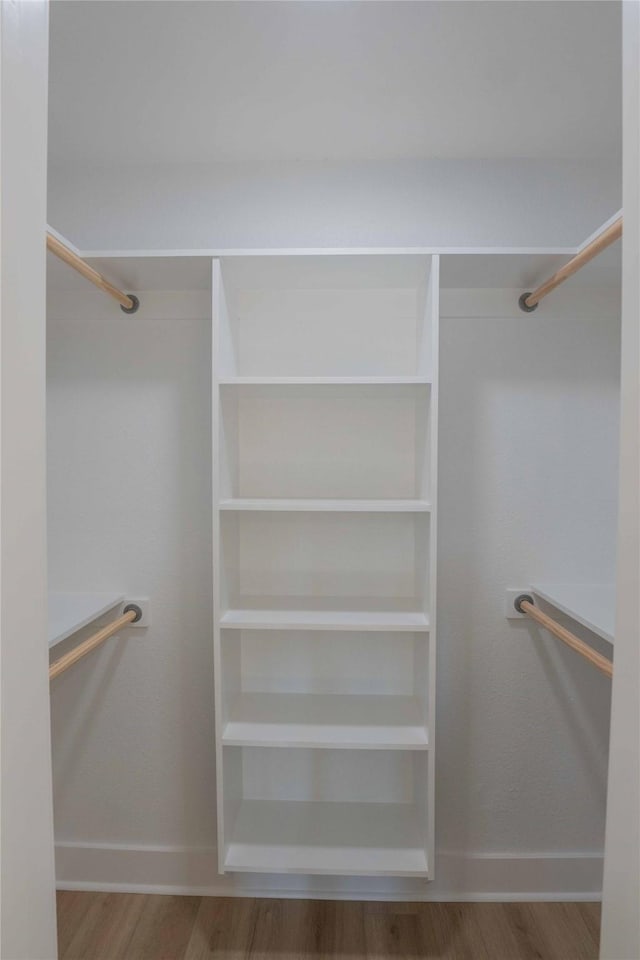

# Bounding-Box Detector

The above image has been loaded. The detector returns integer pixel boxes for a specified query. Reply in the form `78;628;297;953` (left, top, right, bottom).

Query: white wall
436;287;618;892
600;1;640;955
47;158;620;252
0;2;58;957
48;299;215;850
48;282;619;898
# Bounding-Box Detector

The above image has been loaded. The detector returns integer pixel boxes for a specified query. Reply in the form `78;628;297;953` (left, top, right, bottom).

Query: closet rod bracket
123;602;143;623
518;294;538;313
120;294;140;315
514;593;534;612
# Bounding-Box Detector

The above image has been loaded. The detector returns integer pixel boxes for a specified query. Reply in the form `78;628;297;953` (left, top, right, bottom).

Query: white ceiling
48;1;621;168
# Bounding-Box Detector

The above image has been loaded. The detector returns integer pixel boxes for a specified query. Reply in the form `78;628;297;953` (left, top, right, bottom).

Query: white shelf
48;592;125;648
224;799;429;877
220;607;430;632
222;693;428;749
531;583;615;645
218;376;430;386
219;498;431;513
439;249;621;290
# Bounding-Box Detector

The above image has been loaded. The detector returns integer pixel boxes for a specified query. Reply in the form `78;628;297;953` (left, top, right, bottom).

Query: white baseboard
55;842;603;902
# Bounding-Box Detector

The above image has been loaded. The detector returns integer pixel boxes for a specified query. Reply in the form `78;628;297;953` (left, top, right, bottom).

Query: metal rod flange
120;295;140;315
518;294;538;313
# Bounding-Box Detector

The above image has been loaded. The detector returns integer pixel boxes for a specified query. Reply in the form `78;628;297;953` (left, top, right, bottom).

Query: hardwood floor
56;893;601;960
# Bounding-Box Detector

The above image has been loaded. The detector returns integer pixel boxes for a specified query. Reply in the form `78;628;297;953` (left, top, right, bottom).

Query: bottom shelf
224;799;429;877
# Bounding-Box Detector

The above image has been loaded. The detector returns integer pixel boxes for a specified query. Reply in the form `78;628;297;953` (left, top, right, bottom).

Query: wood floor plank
322;900;367;958
418;902;495;960
253;899;320;958
364;902;425;959
56;891;98;958
123;895;201;960
58;892;147;960
470;903;532;959
502;902;600;960
270;899;365;959
184;896;257;960
56;892;602;960
245;898;310;959
578;902;602;946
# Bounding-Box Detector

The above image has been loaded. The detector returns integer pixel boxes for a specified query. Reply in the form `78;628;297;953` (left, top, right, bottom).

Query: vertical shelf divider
212;257;227;872
426;254;439;874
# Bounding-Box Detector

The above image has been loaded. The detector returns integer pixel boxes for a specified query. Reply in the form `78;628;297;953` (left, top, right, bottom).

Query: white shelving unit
531;583;615;645
212;253;439;878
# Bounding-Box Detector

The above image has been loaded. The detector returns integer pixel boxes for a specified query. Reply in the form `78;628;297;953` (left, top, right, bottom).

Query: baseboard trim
55;843;603;902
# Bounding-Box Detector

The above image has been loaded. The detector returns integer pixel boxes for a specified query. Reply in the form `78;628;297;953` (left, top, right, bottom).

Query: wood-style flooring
56;892;601;960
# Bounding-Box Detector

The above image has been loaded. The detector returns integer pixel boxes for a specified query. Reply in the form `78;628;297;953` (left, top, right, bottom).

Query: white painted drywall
437;288;618;883
47;158;620;252
599;1;640;956
47;0;621;167
0;2;58;957
47;282;619;898
47;304;215;850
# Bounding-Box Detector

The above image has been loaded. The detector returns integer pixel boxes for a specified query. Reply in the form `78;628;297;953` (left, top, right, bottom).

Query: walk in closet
46;234;620;895
4;6;631;959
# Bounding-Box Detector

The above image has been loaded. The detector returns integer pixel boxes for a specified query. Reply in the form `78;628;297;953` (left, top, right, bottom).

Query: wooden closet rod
46;233;140;313
514;594;613;678
49;604;142;681
519;216;623;312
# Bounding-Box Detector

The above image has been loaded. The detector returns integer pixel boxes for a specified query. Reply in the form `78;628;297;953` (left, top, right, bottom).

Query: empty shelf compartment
222;692;428;749
224;799;429;877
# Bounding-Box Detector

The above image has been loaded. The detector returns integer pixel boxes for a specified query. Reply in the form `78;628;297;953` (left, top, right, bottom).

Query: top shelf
530;583;615;645
48;592;125;648
46;221;622;294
